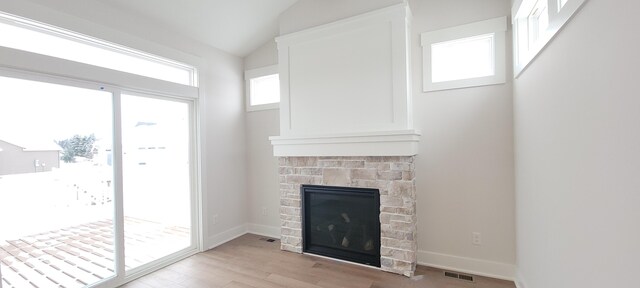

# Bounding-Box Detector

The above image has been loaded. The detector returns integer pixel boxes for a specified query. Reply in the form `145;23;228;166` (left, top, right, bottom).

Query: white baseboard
514;269;527;288
417;250;515;281
204;225;518;284
205;224;248;250
246;223;281;239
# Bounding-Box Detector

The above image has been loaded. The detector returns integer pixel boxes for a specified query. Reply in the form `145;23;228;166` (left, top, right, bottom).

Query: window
421;17;507;92
512;0;587;76
245;65;280;111
431;34;495;83
0;12;197;86
528;0;549;47
559;0;569;10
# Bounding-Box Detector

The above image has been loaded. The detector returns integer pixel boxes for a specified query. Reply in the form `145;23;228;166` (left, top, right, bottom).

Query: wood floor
121;234;515;288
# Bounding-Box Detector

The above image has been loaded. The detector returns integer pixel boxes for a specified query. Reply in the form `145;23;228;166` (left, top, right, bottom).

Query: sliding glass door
0;74;196;288
0;76;116;288
121;94;193;271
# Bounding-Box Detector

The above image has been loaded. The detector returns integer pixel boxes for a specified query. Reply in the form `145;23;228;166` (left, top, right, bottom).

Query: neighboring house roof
0;138;62;152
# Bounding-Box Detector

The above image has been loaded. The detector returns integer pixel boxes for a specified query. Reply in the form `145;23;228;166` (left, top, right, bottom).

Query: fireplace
270;5;418;276
278;156;417;276
302;185;381;267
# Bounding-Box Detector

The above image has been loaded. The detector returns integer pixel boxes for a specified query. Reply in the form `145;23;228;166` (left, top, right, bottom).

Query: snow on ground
0;161;113;240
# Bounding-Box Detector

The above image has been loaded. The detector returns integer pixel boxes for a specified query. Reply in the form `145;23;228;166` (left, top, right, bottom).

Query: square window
431;34;495;83
245;65;280;111
250;74;280;106
421;16;507;92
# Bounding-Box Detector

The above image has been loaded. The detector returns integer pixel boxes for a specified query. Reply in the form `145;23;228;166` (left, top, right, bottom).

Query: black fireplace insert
301;185;381;267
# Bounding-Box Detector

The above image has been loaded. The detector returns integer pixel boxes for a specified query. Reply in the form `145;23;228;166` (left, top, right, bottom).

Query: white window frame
0;11;198;87
244;65;280;111
512;0;588;77
421;16;507;92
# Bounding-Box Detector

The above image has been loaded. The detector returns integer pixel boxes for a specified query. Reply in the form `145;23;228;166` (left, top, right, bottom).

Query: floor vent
259;237;277;243
443;271;474;282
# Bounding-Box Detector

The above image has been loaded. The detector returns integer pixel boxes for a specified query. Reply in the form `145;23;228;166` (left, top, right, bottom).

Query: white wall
409;0;515;278
513;0;640;287
0;0;247;249
244;40;281;237
245;0;516;279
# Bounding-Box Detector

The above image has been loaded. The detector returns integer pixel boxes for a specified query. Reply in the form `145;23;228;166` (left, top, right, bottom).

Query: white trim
514;269;528;288
246;223;281;239
112;90;125;286
417;250;516;281
512;0;588;77
197;89;208;253
269;129;421;156
0;11;197;87
0;47;198;99
118;248;199;287
421;16;507;92
205;224;279;252
244;65;280;112
206;224;249;250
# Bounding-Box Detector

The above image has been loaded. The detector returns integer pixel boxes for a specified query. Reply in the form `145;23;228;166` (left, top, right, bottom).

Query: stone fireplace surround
278;156;417;276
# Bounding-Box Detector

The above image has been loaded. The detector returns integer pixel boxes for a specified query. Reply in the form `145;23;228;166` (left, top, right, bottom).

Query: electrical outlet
261;207;268;216
472;232;482;246
213;214;219;225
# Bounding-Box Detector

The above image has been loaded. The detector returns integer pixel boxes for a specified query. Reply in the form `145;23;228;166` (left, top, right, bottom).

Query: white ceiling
98;0;299;57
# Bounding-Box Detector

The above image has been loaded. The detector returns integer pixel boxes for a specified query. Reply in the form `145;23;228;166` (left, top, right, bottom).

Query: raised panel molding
272;3;418;156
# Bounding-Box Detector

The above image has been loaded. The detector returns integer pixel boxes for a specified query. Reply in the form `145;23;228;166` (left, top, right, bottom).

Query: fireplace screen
301;185;381;267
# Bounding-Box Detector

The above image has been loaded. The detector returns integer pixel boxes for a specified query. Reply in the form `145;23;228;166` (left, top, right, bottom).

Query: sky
0;75;113;149
0;75;190;156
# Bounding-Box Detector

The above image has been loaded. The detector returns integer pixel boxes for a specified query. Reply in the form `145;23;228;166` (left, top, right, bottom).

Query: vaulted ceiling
99;0;299;56
21;0;299;57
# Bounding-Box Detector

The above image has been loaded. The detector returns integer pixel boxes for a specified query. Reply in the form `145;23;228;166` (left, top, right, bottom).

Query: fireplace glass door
302;185;380;267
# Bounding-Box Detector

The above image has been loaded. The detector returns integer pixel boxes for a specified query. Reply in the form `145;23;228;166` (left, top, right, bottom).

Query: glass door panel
120;94;192;271
0;76;115;288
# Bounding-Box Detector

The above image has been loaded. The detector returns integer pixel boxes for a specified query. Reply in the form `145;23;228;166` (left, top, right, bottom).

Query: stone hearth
278;156;417;276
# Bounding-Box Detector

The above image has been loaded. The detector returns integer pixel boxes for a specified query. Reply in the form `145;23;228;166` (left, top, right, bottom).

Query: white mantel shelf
269;129;420;157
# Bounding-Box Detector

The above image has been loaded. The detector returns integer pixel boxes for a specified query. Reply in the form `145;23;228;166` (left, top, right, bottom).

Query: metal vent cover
443;271;475;282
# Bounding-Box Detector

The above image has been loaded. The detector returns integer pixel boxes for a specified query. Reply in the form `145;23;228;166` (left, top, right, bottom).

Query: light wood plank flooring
121;234;515;288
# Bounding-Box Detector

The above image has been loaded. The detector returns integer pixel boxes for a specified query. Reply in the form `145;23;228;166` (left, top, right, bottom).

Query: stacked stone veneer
278;156;417;277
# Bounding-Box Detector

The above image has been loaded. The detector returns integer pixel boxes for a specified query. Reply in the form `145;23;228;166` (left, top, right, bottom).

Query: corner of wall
205;224;248;250
246;223;281;239
513;269;527;288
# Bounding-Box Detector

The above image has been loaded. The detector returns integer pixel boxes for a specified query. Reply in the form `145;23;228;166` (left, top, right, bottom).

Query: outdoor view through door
0;76;116;287
0;76;194;287
121;94;192;270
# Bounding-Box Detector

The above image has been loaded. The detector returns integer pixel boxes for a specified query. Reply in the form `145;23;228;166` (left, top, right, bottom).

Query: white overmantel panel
272;3;418;156
276;3;412;136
